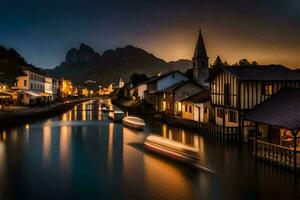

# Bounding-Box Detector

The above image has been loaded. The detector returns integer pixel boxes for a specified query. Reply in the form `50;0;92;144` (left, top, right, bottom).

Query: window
228;110;237;123
31;83;33;89
163;93;166;99
189;106;192;113
216;108;223;118
262;83;272;96
177;102;182;112
211;83;217;93
204;107;208;114
185;105;188;112
224;84;230;106
162;101;166;111
24;80;27;87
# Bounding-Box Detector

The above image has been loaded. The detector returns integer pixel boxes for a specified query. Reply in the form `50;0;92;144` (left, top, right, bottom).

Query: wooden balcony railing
255;139;300;169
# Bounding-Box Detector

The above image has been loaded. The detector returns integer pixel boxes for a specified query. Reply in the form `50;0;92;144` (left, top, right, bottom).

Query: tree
251;61;258;66
212;56;223;68
238;59;250;66
130;73;148;86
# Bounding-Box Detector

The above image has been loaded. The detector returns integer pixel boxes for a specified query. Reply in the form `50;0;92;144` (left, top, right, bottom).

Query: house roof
162;80;203;93
144;71;187;84
180;90;210;103
207;65;300;81
244;88;300;130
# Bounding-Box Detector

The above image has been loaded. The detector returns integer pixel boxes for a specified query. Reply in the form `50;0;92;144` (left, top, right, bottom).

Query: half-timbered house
208;65;300;138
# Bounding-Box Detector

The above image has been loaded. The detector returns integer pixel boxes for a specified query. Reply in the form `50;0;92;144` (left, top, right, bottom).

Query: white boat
144;135;200;165
122;116;145;130
109;111;125;122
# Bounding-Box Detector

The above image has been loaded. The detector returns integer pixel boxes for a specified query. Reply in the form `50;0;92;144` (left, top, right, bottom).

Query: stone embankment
0;98;91;130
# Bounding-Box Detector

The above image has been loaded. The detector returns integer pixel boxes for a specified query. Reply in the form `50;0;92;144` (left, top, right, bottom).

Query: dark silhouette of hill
0;46;27;85
168;59;192;72
47;44;174;85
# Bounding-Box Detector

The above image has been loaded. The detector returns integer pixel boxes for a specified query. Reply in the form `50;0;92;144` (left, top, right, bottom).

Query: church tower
192;30;209;86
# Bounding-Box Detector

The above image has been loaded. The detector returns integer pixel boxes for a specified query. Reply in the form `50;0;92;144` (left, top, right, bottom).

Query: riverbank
0;98;92;130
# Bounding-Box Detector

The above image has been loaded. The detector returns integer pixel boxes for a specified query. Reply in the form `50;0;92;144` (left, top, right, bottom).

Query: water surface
0;100;299;200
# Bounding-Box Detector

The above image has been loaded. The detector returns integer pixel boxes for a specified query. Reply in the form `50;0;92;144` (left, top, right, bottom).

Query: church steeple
192;30;209;86
193;30;208;60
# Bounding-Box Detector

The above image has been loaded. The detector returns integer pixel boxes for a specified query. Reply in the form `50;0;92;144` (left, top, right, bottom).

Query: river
0;99;299;200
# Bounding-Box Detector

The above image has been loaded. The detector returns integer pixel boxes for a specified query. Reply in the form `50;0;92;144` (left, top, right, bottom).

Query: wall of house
17;70;30;90
210;71;237;108
157;72;188;91
29;71;45;92
173;83;203;114
44;77;53;95
239;80;300;109
194;102;210;122
211;71;300;110
182;101;193;120
137;84;147;100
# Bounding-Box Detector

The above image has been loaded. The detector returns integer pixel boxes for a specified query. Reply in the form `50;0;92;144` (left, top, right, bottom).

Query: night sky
1;0;299;69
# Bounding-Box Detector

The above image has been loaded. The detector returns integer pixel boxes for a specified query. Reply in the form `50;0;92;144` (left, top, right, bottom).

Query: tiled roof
223;65;300;80
162;80;203;93
180;90;210;103
244;88;300;130
143;71;187;84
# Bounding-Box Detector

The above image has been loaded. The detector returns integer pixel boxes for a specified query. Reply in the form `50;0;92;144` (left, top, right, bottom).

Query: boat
122;116;145;130
108;110;125;122
144;134;200;166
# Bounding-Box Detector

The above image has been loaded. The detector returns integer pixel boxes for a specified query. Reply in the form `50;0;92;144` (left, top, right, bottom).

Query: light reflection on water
0;99;298;200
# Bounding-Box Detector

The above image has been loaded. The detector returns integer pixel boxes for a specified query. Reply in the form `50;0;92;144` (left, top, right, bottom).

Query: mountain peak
51;44;172;86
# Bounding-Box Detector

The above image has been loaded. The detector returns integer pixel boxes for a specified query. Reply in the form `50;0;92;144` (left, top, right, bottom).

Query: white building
17;67;45;93
137;83;147;100
44;76;53;102
16;67;46;105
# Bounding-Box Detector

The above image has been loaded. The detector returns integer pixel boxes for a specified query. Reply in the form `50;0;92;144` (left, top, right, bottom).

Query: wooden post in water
294;129;298;170
254;122;258;157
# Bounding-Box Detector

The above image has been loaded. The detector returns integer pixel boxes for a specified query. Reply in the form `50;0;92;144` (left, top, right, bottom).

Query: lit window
177;102;182;112
262;83;272;96
162;101;166;111
211;83;217;93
